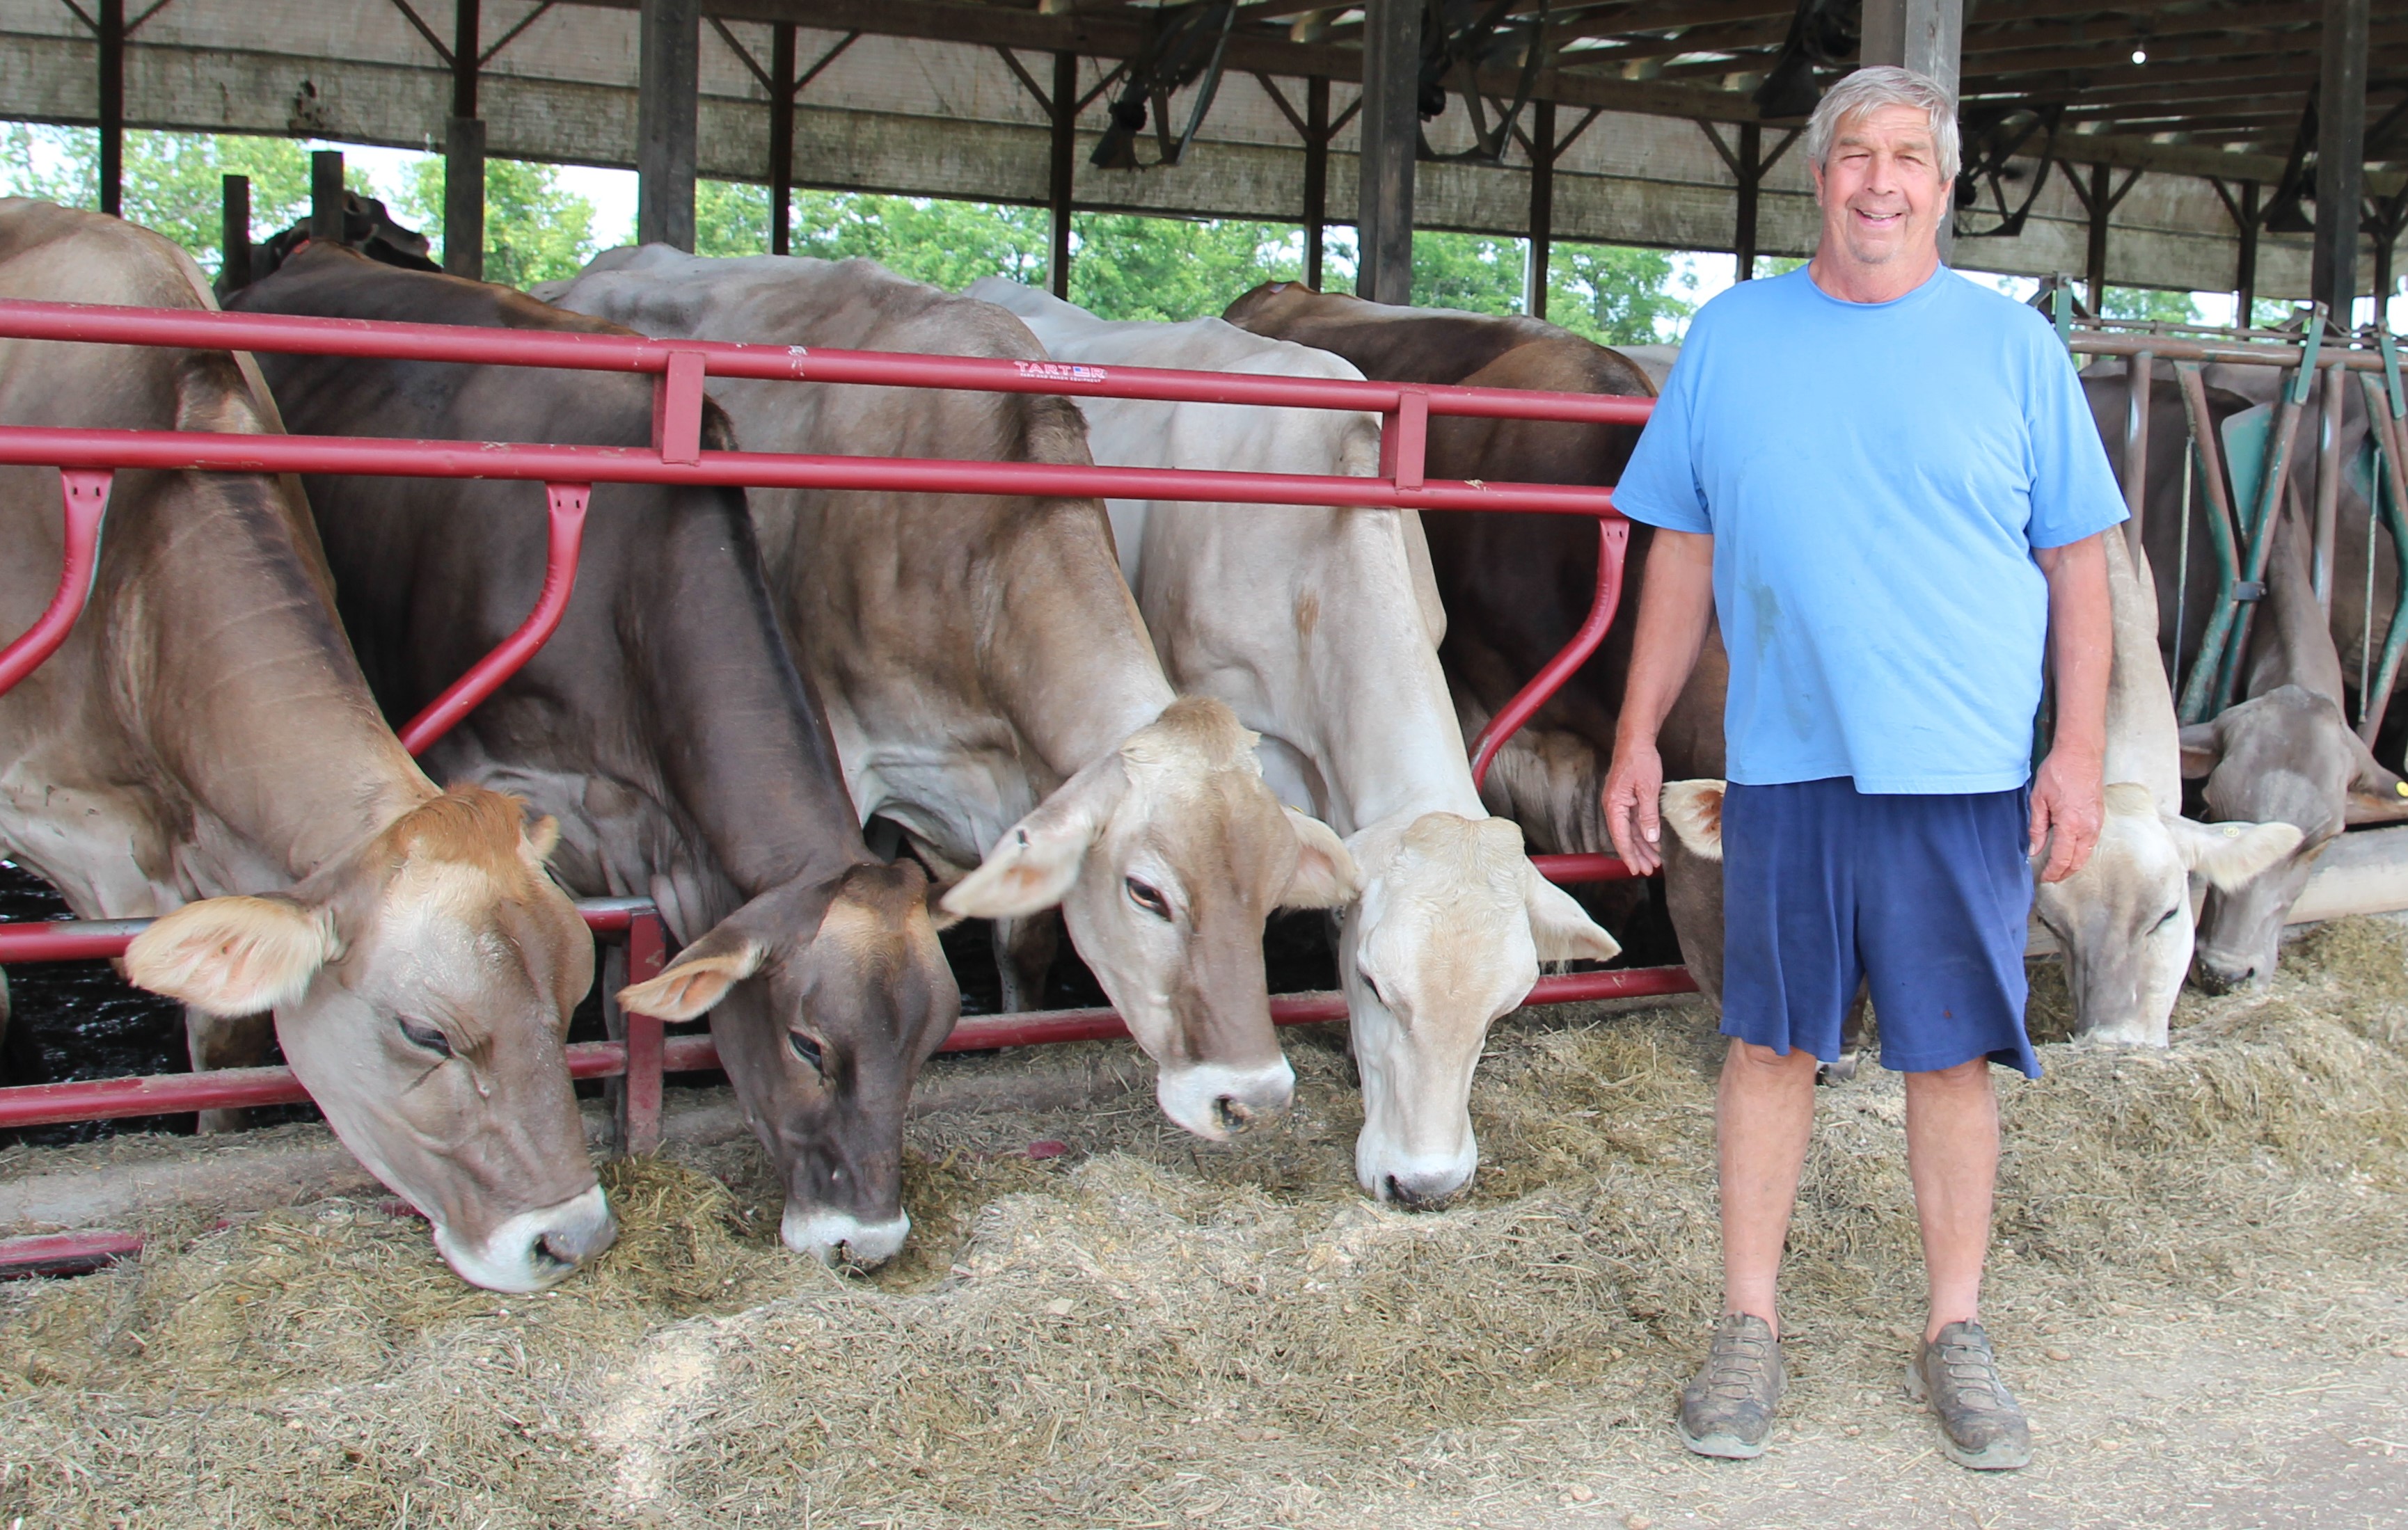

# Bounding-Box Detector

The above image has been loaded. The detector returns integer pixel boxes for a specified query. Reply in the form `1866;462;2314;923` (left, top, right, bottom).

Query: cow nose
535;1188;618;1269
2190;955;2258;995
1214;1094;1257;1133
1380;1171;1459;1212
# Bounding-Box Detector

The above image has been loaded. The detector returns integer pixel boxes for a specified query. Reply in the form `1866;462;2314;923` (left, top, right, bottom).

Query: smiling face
1809;103;1949;296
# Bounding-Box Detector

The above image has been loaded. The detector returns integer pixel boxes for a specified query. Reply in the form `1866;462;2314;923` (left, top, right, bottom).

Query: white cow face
1344;813;1618;1207
943;697;1358;1140
2032;783;2301;1047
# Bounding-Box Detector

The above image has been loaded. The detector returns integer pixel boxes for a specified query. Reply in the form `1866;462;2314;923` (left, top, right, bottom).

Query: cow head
615;859;958;1266
127;788;611;1292
943;696;1358;1139
2180;685;2405;992
1344;813;1618;1208
2032;782;2301;1046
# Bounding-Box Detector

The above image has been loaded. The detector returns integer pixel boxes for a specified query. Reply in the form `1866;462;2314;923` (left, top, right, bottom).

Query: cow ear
2162;815;2304;891
523;813;562;863
1660;780;1727;861
2342;732;2408;822
619;922;767;1021
126;895;336;1017
2177;722;2223;780
944;756;1129;920
1279;806;1361;909
1522;868;1620;964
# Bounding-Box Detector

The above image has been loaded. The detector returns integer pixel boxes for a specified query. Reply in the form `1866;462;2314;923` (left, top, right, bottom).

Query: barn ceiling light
2132;47;2148;64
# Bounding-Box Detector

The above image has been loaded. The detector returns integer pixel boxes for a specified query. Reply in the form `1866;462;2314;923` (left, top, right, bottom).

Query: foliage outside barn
3;125;1697;341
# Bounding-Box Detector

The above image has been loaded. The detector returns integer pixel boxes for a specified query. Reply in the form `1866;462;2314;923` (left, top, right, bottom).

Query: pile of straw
5;918;2407;1527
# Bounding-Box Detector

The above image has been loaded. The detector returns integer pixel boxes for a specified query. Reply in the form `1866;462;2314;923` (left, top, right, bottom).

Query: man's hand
1604;737;1668;875
2029;744;2105;882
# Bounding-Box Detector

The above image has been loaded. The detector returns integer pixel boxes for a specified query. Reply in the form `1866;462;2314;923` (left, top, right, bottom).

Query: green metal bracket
2052;280;2074;351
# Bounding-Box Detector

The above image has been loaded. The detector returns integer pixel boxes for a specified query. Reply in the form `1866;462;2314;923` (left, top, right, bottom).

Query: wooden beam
1527;96;1554;317
2314;0;2370;319
637;0;699;250
1304;74;1328;290
768;22;794;255
1047;49;1074;297
97;0;122;217
1356;0;1418;303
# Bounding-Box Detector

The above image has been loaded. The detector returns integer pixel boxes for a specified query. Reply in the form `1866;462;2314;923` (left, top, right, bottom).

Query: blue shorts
1721;777;2040;1078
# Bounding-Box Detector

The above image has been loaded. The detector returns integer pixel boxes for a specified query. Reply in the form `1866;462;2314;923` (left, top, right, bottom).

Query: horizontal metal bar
0;1229;145;1277
2069;330;2399;371
0;897;657;963
0;301;1656;427
1530;852;1637;882
0;426;1622;518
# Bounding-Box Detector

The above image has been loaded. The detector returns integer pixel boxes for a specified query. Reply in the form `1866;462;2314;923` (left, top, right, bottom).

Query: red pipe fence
0;298;1690;1266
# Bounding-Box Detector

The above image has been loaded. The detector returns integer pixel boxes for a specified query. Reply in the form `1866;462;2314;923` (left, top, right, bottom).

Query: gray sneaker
1906;1321;2033;1470
1677;1312;1784;1458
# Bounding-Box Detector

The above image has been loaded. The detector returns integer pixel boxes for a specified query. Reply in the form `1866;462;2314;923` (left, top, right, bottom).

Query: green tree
1066;213;1305;321
0;125;319;276
696;177;768;257
397;156;599;289
1409;230;1529;314
1544;242;1694;344
2102;285;2202;326
785;190;1049;292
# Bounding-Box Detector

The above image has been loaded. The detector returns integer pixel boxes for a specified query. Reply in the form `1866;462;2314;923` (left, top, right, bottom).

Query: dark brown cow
226;244;960;1266
0;200;610;1292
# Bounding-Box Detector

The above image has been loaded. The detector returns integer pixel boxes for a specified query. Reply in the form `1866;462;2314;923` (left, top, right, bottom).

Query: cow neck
133;473;438;882
2100;527;2182;814
1293;522;1489;835
981;502;1180;788
628;507;876;898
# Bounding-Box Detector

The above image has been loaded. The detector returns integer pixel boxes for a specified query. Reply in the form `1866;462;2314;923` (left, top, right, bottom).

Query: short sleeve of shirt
1611;344;1712;534
2022;321;2130;549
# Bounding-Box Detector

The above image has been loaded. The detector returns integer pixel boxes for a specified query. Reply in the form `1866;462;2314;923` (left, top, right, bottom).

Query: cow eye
788;1030;824;1071
1358;969;1387;1007
1125;877;1173;921
397;1017;452;1058
2149;907;2182;934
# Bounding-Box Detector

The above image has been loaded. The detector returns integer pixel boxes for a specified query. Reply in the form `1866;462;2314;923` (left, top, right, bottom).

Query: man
1601;65;2122;1472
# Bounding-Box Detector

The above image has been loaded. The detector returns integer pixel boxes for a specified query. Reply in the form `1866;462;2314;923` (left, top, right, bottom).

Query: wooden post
310;150;345;244
2311;0;2370;324
1355;0;1420;304
1048;51;1076;298
220;174;251;291
1526;97;1555;317
1304;76;1329;290
443;118;485;279
444;0;484;279
2086;161;2112;312
1734;120;1761;282
2236;180;2260;326
769;22;796;255
97;0;123;217
1859;0;1962;263
637;0;699;250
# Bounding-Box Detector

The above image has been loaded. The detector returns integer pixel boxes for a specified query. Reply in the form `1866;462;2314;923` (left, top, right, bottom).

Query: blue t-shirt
1615;265;2128;794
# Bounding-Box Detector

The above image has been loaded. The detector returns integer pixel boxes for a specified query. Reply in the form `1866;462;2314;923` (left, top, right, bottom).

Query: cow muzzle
782;1204;912;1266
431;1184;617;1293
1156;1058;1295;1140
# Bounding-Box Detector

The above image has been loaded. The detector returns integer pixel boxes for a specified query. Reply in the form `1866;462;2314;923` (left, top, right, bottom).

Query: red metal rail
0;298;1686;1218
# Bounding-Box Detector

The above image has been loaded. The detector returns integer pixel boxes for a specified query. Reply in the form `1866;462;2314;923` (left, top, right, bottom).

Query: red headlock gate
0;298;1693;1269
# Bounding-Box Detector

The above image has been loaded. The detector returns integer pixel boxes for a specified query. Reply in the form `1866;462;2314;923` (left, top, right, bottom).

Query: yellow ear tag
2395;781;2406;797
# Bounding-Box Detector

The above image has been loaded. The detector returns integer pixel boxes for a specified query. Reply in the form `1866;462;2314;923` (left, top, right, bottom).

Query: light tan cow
539;248;1357;1139
0;201;610;1291
974;278;1619;1207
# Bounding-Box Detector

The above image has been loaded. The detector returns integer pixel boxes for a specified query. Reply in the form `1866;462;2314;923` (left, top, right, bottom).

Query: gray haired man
1603;66;2125;1469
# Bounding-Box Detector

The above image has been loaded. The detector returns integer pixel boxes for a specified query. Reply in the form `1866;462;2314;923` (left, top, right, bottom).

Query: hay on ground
3;918;2407;1527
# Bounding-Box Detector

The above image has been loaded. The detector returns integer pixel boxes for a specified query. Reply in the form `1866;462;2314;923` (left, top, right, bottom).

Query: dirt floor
3;919;2407;1529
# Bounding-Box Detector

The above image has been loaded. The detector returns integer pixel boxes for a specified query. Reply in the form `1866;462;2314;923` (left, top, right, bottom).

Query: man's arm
1602;527;1716;875
2030;531;2113;883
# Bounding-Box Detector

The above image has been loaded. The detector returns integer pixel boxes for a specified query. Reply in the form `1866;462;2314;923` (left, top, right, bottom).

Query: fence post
620;912;668;1156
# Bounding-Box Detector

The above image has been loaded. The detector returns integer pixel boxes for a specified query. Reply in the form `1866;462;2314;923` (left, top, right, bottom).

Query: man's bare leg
1718;1038;1821;1333
1903;1057;1998;1341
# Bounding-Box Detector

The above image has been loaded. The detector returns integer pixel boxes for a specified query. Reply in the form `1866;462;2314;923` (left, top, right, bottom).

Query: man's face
1811;104;1948;271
